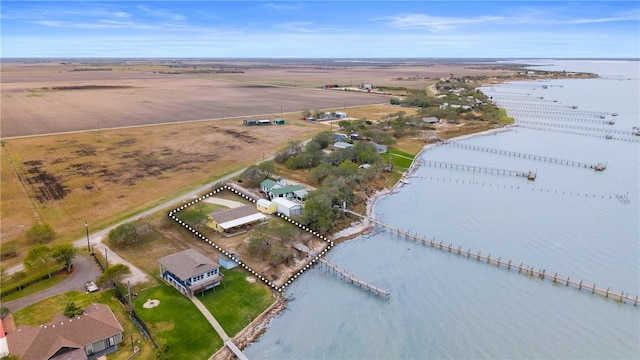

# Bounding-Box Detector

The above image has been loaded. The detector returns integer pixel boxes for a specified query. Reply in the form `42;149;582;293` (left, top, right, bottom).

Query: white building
272;197;303;217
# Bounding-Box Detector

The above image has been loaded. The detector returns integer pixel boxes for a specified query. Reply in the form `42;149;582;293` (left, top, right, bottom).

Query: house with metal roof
260;179;278;194
268;184;304;200
333;141;354;150
158;249;223;297
207;205;267;233
5;303;124;360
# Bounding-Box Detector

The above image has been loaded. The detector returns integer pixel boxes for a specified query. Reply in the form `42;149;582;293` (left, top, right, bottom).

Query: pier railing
343;210;638;307
422;160;537;180
444;142;606;171
294;243;390;299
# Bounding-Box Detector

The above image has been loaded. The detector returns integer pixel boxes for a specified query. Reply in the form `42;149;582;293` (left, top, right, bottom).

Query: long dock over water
343;210;638;306
445;142;606;171
516;120;635;136
294;243;390;299
422;160;537;180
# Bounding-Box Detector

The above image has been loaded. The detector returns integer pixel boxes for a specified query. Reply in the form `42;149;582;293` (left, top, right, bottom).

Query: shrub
25;223;56;244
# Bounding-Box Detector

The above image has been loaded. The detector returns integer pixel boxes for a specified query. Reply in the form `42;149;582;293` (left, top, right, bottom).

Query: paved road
1;255;103;313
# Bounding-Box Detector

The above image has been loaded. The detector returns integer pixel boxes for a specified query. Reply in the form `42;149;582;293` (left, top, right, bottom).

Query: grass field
200;268;276;337
133;284;221;359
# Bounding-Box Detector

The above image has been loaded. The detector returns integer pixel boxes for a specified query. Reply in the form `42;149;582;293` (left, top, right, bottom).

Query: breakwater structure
343;209;639;307
294;243;390;299
444;141;607;171
420;159;537;180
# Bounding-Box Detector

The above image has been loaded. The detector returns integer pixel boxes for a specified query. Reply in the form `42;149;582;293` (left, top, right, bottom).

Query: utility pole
105;247;109;269
85;220;90;252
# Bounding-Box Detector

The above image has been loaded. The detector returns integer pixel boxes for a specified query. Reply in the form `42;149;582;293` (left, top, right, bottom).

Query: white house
334;111;348;119
158;249;223;297
272;197;303;217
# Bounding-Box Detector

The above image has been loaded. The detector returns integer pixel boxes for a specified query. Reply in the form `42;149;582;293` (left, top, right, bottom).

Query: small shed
256;199;277;214
272;197;303;217
219;252;239;270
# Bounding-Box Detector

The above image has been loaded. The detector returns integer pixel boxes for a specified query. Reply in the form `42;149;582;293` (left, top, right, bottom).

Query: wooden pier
445;142;606;171
294;243;390;299
515;120;634;136
492;101;609;118
343;210;638;307
505;110;615;125
516;123;640;143
422;160;537;180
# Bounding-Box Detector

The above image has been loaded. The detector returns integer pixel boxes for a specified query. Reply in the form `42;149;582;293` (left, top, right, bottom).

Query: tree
97;263;131;288
25;223;56;244
64;302;84;318
52;243;77;273
241;165;266;187
312;131;334;149
108;223;138;247
258;161;276;178
24;245;54;278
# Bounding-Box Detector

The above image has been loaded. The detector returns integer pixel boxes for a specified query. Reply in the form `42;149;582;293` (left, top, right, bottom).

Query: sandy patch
246;276;256;283
143;299;160;308
203;197;245;208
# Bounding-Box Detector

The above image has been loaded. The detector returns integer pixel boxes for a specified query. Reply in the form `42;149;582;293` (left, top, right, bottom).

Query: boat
633;127;640;136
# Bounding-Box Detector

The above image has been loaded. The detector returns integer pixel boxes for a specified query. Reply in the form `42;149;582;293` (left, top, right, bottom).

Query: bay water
245;60;640;359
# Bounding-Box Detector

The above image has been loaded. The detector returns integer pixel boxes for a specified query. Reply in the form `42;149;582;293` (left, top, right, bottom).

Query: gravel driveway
1;255;103;313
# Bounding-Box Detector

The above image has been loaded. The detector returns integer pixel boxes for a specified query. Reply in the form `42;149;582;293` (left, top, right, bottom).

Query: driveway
1;255;103;313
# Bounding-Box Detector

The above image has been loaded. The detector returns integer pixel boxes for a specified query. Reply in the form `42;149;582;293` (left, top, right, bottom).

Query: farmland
0;59;518;267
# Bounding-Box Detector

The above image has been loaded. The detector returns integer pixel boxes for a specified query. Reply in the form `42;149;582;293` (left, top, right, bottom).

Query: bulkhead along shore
0;58;602;360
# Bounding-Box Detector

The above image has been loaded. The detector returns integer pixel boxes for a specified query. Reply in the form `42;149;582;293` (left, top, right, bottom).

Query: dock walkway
445;142;606;171
294;243;390;299
343;210;638;306
421;160;537;180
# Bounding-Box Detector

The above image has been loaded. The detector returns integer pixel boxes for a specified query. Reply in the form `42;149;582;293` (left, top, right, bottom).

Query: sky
1;1;639;58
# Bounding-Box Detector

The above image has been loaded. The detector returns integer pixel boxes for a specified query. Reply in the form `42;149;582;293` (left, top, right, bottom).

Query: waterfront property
5;303;124;360
158;249;224;297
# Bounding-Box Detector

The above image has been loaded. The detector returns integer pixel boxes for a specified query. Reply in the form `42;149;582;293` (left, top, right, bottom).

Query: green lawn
200;268;276;337
383;150;415;170
133;284;221;359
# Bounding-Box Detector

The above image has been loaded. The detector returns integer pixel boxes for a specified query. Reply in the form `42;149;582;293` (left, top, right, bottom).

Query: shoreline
218;125;517;355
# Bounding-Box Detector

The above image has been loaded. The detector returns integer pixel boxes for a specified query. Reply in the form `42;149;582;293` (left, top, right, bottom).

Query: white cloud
380;9;639;31
381;14;508;31
275;21;318;33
